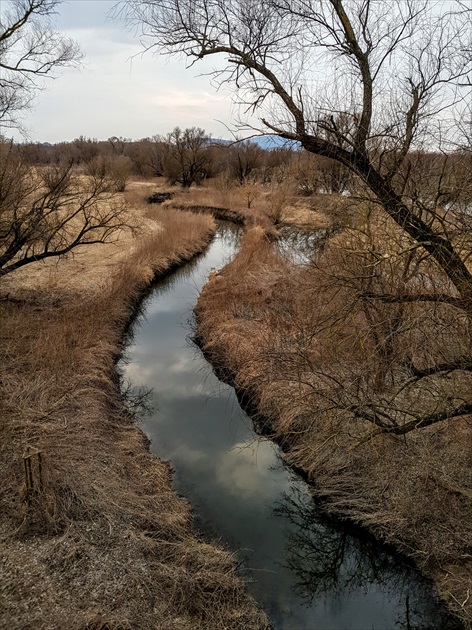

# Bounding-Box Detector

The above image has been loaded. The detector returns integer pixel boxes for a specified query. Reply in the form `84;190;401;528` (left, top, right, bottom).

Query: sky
11;0;241;143
7;0;466;146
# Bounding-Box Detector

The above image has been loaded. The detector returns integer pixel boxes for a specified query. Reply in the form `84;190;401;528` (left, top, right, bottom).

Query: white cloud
172;443;207;466
121;361;155;386
215;439;288;500
11;4;242;143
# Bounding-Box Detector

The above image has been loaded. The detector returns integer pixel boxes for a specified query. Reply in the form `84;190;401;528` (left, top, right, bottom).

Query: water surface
121;224;456;629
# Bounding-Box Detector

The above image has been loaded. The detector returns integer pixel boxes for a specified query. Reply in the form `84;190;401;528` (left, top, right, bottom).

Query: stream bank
193;224;471;629
0;206;268;630
123;221;461;629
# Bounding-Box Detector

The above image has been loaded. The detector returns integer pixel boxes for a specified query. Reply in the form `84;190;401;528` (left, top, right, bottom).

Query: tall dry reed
195;219;472;628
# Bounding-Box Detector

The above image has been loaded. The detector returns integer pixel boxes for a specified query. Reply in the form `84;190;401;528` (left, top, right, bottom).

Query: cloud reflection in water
121;223;457;630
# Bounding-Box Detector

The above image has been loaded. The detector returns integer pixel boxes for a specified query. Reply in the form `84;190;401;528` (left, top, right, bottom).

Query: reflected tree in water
215;222;242;252
277;226;342;264
274;485;459;630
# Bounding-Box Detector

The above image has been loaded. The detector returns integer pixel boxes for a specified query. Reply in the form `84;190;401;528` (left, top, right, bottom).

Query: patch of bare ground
0;181;269;630
194;216;472;629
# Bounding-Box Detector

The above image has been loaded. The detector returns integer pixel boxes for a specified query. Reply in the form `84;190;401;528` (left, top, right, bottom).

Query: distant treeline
10;126;472;205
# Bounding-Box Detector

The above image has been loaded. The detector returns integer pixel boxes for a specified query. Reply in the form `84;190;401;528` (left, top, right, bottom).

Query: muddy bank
194;226;472;629
0;204;268;629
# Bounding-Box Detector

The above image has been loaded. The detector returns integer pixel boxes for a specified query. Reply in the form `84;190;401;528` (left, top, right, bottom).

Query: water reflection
214;221;243;250
277;227;329;264
122;223;459;630
274;486;458;629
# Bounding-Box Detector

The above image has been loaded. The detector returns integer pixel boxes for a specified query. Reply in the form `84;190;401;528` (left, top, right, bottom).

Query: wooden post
22;448;43;504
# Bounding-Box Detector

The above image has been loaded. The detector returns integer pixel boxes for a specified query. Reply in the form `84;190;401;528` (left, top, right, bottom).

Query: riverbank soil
195;211;472;628
0;181;268;629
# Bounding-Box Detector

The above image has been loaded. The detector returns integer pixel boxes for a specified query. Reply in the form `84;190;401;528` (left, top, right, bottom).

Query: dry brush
0;193;268;630
194;211;472;628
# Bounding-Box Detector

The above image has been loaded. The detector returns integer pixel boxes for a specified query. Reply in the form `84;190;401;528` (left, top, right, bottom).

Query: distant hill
252;135;300;150
210;135;300;150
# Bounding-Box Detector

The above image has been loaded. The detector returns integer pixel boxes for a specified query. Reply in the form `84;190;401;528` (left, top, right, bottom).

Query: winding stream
121;223;457;629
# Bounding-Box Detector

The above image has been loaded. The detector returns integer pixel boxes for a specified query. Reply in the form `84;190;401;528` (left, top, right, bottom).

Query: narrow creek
121;223;457;630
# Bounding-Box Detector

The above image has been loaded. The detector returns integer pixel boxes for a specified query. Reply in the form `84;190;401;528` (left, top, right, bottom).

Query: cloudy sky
13;0;241;143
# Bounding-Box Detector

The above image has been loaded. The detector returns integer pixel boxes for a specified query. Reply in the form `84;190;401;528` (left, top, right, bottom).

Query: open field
0;180;268;630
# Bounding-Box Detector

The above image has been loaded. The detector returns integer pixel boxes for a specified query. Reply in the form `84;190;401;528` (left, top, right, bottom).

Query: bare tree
227;140;264;184
0;0;81;132
0;143;129;278
164;126;211;188
138;135;169;177
117;0;472;307
117;0;472;436
108;136;126;155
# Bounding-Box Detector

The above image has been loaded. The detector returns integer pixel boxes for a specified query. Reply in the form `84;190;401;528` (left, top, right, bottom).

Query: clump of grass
0;185;268;629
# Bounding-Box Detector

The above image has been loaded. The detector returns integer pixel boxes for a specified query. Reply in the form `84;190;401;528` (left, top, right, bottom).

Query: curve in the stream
120;223;458;630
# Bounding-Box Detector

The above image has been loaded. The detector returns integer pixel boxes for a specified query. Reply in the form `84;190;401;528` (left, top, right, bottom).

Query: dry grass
0;181;268;629
195;217;472;628
152;180;335;231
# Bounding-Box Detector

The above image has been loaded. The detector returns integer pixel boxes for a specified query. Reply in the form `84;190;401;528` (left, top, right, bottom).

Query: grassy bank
0;183;268;630
148;179;337;231
195;222;472;629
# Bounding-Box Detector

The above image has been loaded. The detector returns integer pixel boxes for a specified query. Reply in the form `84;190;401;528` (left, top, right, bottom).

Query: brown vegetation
194;207;472;628
0;143;136;279
153;179;336;232
0;182;268;629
